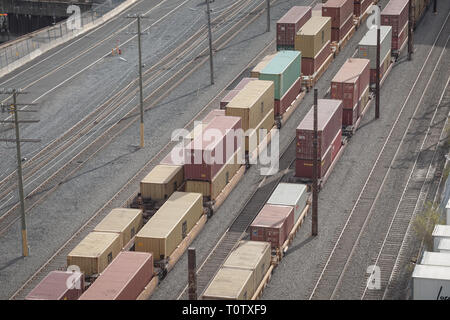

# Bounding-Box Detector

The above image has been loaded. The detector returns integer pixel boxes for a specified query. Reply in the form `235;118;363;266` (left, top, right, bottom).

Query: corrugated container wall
357;26;392;70
25;271;84;300
220;78;257;109
412;264;450;300
354;0;372;17
140;164;184;201
267;183;309;222
381;0;409;52
276;6;312;50
202;267;255;300
250;54;277;78
295;16;331;58
322;0;354;29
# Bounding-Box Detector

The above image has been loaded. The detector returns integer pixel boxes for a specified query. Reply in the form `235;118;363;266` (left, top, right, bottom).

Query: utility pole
206;0;214;85
433;0;437;14
375;26;380;119
408;0;413;61
0;89;40;257
266;0;270;32
188;247;197;300
312;89;318;237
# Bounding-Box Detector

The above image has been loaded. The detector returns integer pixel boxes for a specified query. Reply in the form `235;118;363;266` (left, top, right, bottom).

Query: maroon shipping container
312;3;324;16
296;99;343;160
369;52;391;84
330;129;342;160
79;252;153;300
277;6;312;49
274;77;302;116
342;105;359;126
301;41;332;76
331;58;370;110
391;22;408;51
354;0;372;17
234;77;257;90
184;115;241;181
330;14;353;42
25;271;84;300
322;0;354;29
249;204;295;249
381;0;409;37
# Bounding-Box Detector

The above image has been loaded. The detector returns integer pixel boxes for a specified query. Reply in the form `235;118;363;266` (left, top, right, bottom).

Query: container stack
295;99;343;179
267;182;309;223
276;6;312;51
432;225;450;251
330;58;370;127
295;16;332;76
250;53;277;78
354;0;372;18
322;0;354;43
140;165;184;201
356;26;392;85
220;78;256;109
381;0;409;54
312;3;324;16
25;271;84;300
259;51;302;117
412;264;450;299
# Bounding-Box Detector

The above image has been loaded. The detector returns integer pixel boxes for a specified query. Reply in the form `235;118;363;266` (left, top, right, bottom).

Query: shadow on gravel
284;235;315;256
356;117;378;131
0;256;22;272
216;31;266;53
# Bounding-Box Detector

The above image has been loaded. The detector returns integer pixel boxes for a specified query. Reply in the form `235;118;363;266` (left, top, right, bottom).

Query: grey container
357;26;392;69
438;238;450;253
412;264;450;300
267;183;308;223
432;225;450;252
421;251;450;267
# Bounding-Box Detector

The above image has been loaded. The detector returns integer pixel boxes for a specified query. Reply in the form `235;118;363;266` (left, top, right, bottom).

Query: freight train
25;0;433;300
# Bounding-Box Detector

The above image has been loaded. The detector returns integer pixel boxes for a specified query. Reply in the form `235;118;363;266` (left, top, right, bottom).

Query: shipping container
225;80;274;132
234;77;258;90
412;264;450;300
267;183;309;223
276;6;312;50
357;26;392;70
79;252;153;300
432;225;450;251
140;165;184;201
274;77;302;116
250;54;277;78
295;16;332;58
381;0;409;37
250;204;295;249
421;251;450;267
296;99;343;159
202;267;254;300
25;271;84;300
312;3;323;16
330;14;354;42
134;192;203;260
222;241;271;295
391;21;408;52
446;198;450;225
160;146;185;166
354;0;372;18
259;51;301;100
93;208;143;249
438;238;450;253
184;115;241;181
220;79;257;109
322;0;354;29
246;108;275;154
67;232;121;276
301;42;332;76
369;49;392;84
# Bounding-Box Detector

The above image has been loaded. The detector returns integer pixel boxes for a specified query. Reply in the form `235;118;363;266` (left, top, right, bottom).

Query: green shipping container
259;51;301;100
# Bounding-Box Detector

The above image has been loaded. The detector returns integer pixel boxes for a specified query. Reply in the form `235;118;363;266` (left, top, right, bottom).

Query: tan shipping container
202;267;255;300
246;108;275;153
140;164;184;201
222;241;271;294
93;208;143;248
134;192;203;261
225;80;274;132
67;232;121;276
295;16;331;58
250;54;277;78
185;148;242;200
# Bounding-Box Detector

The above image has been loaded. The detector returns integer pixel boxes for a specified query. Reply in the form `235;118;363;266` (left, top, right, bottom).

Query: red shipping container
301;41;332;76
79;252;153;300
354;0;372;17
391;22;408;52
322;0;354;29
342;105;359;126
249;204;295;249
202;109;226;124
369;51;391;84
26;271;84;300
185;115;241;181
277;6;312;49
381;0;409;37
330;14;353;42
296;99;343;159
312;3;324;16
330;129;342;160
274;77;302;116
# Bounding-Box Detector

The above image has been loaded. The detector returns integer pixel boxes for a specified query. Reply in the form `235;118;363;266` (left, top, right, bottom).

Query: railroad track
9;0;279;300
308;13;450;300
0;0;265;236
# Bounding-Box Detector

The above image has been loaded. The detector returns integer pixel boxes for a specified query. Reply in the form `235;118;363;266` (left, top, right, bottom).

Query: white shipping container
421;251;450;267
438;238;450;253
357;26;392;69
446;198;450;225
412;264;450;300
267;183;309;223
432;225;450;251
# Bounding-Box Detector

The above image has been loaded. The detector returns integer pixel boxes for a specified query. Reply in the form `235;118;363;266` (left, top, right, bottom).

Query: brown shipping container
67;232;121;276
222;241;271;294
274;77;302;116
250;54;277;78
185;148;242;200
381;0;409;37
330;14;353;42
93;208;143;249
225;80;274;132
354;0;372;17
296;99;343;159
342;105;359;126
295;16;331;58
140;165;184;201
391;22;408;52
322;0;354;29
276;6;312;49
79;252;153;300
25;271;84;300
202;267;255;300
312;3;323;16
369;50;391;84
134;192;203;260
184;115;241;181
301;40;332;76
246;108;275;154
249;204;295;249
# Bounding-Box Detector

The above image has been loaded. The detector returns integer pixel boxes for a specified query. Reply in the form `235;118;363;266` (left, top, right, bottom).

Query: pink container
330;14;353;42
322;0;354;29
354;0;371;17
277;6;312;49
381;0;409;37
26;271;84;300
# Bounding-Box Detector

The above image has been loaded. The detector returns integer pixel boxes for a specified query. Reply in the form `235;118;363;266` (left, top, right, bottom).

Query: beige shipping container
246;108;275;153
134;192;203;261
67;232;121;276
222;241;271;294
140;164;184;201
185;149;242;200
93;208;143;248
202;267;255;300
250;54;277;78
295;16;331;58
226;80;274;132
